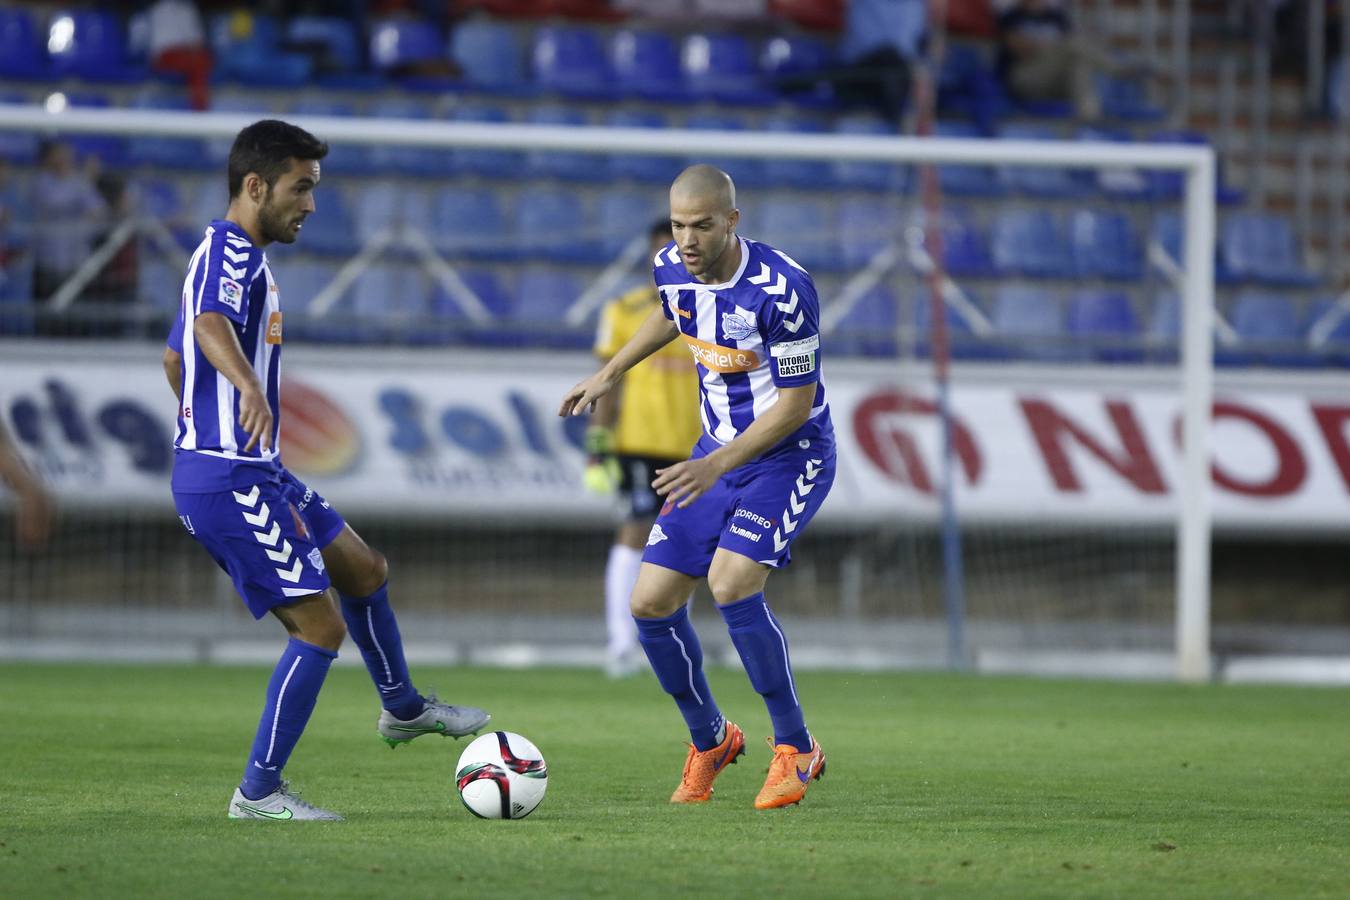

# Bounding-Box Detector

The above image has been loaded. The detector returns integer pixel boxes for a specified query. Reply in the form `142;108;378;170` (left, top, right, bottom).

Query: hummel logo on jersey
647;523;669;547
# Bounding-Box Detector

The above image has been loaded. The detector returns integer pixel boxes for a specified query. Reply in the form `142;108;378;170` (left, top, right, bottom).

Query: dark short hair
649;218;672;242
227;119;328;198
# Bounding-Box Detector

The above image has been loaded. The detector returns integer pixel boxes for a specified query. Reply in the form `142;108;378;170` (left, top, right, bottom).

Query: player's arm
193;312;273;453
0;421;54;550
652;385;815;508
559;308;679;417
162;346;183;405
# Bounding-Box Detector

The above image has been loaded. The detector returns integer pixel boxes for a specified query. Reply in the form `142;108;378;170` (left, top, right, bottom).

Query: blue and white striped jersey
169;219;283;492
653;236;830;448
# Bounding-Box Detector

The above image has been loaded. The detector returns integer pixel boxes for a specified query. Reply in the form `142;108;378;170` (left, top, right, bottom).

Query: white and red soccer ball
455;731;548;820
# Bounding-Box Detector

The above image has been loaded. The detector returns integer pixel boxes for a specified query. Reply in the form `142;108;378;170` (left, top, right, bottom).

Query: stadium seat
448;103;523;178
532;26;613;99
830;114;907;191
1097;74;1165;122
991;209;1072;279
1221;290;1310;367
449;267;512;319
208;12;311;86
754;195;837;271
513;266;587;338
1066;290;1143;362
1220;213;1318;287
287;98;370;174
298;187;356;257
353;181;402;247
370;98;451;176
0;93;40;164
1078;127;1150;200
1070;209;1143;281
62;92;128;167
838;197;902;269
1145;130;1244;205
519;188;601;263
597;188;662;257
47;10;146;83
128;90;206;170
935;121;1003;196
833;286;897;357
431;186;512;261
0;9;49;79
760;35;832;79
933;208;994;278
448;18;527;94
136;177;182;222
611;30;686;102
526;104;599;182
998;125;1088;197
369;19;444;73
205;93;274;167
682;33;774;105
761;113;831;188
286;17;363;80
992;284;1067;360
1304;298;1350;366
913;289;986;360
353;263;431;337
683;112;765;186
606;109;681;183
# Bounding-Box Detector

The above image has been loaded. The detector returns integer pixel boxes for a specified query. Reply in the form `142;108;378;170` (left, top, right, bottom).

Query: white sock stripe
265;656;303;764
366;606;393;684
762;606;799;707
668;626;704;706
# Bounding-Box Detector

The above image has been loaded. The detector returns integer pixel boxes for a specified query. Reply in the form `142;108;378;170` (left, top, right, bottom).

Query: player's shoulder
201;220;264;281
651;240;688;286
737;238;817;301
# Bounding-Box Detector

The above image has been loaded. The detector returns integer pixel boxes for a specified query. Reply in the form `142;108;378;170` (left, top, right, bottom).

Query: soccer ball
454;731;548;819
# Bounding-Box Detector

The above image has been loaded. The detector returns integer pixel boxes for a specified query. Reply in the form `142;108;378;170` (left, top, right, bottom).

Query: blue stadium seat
353;181;402;247
762;113;831;188
935;121;1002;196
205;94;274;167
682;33;774;105
934;208;994;277
449;17;527;94
1151;210;1236;285
597;188;662;257
1079;127;1150;199
526;104;599;181
354;263;430;329
1221;213;1318;287
431;186;512;261
135;254;179;319
299;187;356;257
991;209;1072;278
287;98;370;174
683;112;765;186
611;30;685;101
1070;209;1143;281
448;103;522;178
0;93;40;163
1066;290;1142;362
0;9;49;79
754;195;837;271
128;90;206;170
1148;290;1180;361
63;92;128;167
370;97;451;176
830;114;907;191
519;188;601;263
47;10;145;83
209;12;310;86
1097;74;1165;122
452;267;512;319
839;197;902;269
606;109;680;183
286;17;362;79
513;266;586;337
913;289;986;360
1304;298;1350;366
1221;290;1310;367
369;19;443;73
998;125;1088;197
992;284;1067;360
834;286;897;357
136;177;182;221
532;26;613;99
760;35;832;79
1145;130;1243;205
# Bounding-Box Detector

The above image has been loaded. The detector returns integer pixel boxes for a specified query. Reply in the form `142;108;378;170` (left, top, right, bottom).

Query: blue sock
635;605;725;751
239;637;336;800
719;593;812;753
340;582;424;721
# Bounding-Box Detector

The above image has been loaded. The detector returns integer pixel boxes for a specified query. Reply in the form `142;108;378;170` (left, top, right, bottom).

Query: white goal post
0;103;1216;681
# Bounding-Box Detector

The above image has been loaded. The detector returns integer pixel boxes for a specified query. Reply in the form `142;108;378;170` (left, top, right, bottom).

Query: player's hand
15;485;54;551
559;372;615;417
238;385;274;454
653;456;726;509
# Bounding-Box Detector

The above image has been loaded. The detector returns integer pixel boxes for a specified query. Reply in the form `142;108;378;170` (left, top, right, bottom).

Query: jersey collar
684;237;749;291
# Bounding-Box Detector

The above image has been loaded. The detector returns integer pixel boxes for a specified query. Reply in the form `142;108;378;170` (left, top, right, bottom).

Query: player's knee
308;615;346;652
366;549;389;592
629;590;681;620
345;548;388;598
707;574;755;606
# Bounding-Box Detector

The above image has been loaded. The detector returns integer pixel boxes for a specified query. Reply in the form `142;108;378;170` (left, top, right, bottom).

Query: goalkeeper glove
583;426;621;496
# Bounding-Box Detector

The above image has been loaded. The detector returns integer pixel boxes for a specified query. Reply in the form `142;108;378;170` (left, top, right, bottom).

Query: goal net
0;97;1241;680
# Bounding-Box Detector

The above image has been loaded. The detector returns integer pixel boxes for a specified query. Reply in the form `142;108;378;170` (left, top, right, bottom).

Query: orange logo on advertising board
266;311;283;345
681;334;759;373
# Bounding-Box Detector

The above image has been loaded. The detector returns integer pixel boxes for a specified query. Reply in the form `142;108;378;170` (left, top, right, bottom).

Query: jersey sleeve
652;242;679;323
760;271;823;388
195;234;260;327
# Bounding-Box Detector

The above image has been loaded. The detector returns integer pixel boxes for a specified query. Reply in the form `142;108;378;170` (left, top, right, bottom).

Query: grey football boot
377;693;491;747
228;783;344;821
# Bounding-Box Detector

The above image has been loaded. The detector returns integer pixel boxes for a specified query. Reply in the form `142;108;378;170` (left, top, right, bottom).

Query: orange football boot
754;736;826;809
670;721;746;803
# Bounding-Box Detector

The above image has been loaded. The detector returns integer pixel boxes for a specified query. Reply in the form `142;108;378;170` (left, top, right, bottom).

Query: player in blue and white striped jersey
164;120;488;821
561;165;833;810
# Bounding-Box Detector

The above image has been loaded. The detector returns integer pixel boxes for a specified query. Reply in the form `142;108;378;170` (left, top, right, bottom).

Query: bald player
560;165;834;810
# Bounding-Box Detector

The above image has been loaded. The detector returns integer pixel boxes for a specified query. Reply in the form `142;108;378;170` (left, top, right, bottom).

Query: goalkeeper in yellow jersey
587;220;702;677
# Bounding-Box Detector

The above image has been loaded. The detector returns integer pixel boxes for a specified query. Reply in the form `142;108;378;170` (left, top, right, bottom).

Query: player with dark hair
165;119;489;821
561;165;833;810
586;219;702;678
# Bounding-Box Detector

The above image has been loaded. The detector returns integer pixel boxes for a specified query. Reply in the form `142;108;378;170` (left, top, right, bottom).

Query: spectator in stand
146;0;213;110
31;140;107;328
0;159;29;304
86;172;139;335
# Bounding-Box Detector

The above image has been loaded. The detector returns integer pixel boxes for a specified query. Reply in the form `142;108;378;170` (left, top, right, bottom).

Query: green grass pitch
2;662;1347;898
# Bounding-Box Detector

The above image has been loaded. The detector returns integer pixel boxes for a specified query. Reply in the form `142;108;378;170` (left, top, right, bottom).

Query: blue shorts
642;430;836;577
173;469;346;619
